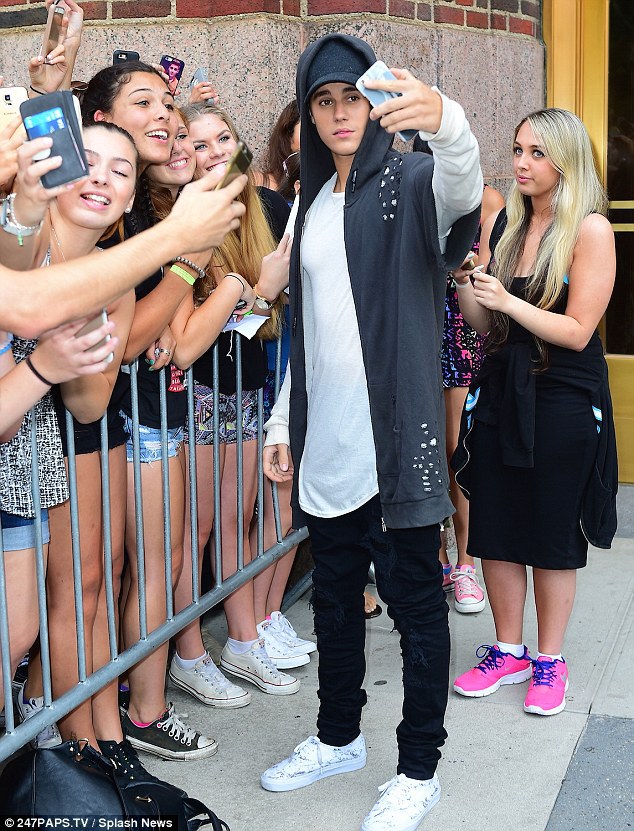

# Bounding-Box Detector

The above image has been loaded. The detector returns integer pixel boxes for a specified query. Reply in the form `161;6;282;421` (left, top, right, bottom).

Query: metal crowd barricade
0;333;307;762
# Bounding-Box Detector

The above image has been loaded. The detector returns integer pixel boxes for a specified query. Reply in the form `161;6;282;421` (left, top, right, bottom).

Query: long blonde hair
489;108;607;361
183;102;283;340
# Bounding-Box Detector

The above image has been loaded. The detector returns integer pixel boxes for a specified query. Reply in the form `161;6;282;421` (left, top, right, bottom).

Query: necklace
50;222;66;262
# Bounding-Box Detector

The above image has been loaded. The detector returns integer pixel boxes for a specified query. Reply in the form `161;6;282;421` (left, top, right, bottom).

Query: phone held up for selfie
214;141;252;190
75;309;113;363
0;87;28;133
189;67;209;88
113;50;140;64
356;60;418;142
20;91;88;188
159;54;185;95
40;0;66;62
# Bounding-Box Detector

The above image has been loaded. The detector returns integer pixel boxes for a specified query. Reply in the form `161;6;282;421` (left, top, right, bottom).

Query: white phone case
355;60;418;142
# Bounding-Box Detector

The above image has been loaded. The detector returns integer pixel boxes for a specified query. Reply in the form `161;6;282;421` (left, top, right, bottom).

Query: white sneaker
256;620;310;669
268;611;317;655
361;773;441;831
17;682;62;749
261;734;367;792
220;639;300;695
169;653;251;708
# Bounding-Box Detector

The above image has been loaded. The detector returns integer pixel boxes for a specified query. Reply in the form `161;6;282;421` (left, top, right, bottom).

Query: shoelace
158;705;198;745
23;697;60;744
450;570;479;595
375;774;420;806
199;655;233;689
252;639;283;677
530;657;558;687
474;644;506;674
276;614;299;640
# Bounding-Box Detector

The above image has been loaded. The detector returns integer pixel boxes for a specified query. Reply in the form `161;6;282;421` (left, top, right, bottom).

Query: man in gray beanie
261;32;482;831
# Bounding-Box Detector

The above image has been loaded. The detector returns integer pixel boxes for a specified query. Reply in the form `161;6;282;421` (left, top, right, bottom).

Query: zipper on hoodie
351;168;358;193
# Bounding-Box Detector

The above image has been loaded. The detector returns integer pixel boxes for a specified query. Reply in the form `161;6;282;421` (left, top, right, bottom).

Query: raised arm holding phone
261;33;482;831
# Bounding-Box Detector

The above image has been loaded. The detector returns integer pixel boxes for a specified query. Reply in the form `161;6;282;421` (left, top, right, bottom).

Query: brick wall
0;0;540;38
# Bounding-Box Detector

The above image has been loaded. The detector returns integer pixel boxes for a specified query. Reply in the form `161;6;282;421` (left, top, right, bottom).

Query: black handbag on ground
0;740;229;831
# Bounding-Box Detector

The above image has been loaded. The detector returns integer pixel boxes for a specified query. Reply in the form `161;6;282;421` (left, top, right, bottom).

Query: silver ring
158;348;171;356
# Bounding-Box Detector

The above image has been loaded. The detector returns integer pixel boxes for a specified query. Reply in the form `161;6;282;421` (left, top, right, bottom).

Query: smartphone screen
214;141;252;190
41;1;65;60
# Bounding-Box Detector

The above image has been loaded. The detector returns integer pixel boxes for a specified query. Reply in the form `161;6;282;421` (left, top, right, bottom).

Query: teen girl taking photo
451;108;618;716
81;63;244;760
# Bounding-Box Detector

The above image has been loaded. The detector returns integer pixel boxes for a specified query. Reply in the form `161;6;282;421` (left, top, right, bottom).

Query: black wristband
29;85;46;96
25;355;53;386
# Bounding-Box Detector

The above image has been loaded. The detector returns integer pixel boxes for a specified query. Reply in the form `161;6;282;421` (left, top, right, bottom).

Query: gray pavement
143;485;634;831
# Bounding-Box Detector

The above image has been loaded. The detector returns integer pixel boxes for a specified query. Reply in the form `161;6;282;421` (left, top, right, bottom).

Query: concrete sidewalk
145;485;634;831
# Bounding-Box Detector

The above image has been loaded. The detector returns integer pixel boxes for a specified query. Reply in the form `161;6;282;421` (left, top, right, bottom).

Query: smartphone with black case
0;87;28;133
20;91;88;188
113;50;140;64
214;141;252;189
40;0;65;61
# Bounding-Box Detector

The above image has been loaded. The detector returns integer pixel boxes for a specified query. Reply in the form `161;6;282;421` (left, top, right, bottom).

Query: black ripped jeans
307;494;449;781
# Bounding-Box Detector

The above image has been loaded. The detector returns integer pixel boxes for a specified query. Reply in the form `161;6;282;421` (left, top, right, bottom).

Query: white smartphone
356;60;418;142
189;67;209;88
0;87;28;133
75;309;113;363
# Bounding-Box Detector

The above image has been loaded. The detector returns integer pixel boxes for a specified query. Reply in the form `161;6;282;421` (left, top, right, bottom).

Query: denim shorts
0;509;50;551
121;413;184;464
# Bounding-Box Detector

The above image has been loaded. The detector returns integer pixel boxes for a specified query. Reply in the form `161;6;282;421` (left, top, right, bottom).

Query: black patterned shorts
185;383;259;446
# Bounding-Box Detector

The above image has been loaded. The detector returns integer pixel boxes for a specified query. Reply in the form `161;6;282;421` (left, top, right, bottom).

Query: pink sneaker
523;656;569;716
454;644;532;697
442;563;454;593
451;565;486;614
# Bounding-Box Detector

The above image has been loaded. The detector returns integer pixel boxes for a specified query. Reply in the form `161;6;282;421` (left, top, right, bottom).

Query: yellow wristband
171;264;197;286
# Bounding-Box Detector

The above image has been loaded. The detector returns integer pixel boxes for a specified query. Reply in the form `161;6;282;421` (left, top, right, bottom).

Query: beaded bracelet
1;193;44;246
171;264;197;286
0;333;13;355
25;355;53;386
172;256;206;281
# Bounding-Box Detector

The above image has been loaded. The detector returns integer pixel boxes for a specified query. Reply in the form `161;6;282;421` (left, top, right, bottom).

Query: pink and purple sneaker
523;656;569;716
442;563;454;593
454;644;532;697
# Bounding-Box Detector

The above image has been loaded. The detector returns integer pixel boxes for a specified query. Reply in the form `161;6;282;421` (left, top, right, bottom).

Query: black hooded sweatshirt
288;33;481;529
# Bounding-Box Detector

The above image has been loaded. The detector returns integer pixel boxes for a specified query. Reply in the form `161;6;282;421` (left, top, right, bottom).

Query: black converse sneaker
121;703;218;761
98;739;158;782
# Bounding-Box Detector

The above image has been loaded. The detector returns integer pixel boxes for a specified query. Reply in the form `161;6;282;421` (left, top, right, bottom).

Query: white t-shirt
298;177;378;517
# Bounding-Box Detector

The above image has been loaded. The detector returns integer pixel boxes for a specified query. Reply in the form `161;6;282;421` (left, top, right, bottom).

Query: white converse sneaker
261;734;367;792
17;682;62;749
169;653;251;708
220;639;300;695
256;620;310;669
268;611;317;655
361;773;441;831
